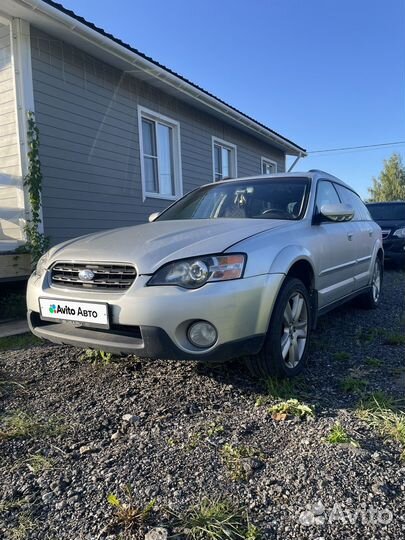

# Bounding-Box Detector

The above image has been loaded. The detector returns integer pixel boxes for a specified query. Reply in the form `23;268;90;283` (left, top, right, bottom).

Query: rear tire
245;277;312;378
358;256;383;309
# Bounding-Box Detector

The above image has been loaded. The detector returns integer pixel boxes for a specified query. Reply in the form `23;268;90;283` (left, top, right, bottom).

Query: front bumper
27;271;284;361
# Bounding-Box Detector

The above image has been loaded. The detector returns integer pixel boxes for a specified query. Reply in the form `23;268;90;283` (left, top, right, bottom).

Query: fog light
187;321;217;348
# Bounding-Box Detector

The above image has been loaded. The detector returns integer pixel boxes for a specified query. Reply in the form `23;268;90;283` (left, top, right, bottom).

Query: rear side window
334;184;371;221
315;180;340;214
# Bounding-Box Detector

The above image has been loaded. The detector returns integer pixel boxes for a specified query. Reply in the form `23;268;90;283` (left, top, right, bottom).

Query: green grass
174;498;261;540
0;333;42;351
384;332;405;346
255;376;307;406
325;422;358;446
220;444;264;481
340;376;367;394
365;357;383;367
25;454;54;474
357;393;405;458
7;513;36;540
267;398;314;420
0;410;65;440
333;352;351;362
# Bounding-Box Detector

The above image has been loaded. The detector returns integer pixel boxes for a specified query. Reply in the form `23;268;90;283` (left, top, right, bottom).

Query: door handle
367;229;373;237
347;232;353;241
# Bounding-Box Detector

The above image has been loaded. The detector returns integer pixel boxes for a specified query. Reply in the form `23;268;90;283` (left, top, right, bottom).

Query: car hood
49;219;289;274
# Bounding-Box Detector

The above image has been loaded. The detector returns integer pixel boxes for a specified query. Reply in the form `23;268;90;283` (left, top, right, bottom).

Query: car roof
202;170;356;193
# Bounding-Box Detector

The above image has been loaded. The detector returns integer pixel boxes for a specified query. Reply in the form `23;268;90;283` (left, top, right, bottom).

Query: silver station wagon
27;170;383;377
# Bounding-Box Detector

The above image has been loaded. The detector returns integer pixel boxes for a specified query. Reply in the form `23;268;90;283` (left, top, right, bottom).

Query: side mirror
148;212;160;223
319;203;354;222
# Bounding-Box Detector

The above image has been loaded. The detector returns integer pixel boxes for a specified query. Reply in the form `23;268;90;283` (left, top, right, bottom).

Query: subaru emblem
79;269;95;281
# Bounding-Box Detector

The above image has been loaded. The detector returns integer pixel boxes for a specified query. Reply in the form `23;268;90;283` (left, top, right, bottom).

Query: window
261;157;277;175
138;107;182;200
334;184;371;221
212;137;237;181
315;181;340;214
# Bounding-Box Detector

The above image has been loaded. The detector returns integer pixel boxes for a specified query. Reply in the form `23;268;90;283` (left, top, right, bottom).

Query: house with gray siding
0;0;305;277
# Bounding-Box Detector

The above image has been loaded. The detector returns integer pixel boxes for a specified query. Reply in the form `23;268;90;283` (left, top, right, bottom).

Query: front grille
51;262;137;291
382;230;391;240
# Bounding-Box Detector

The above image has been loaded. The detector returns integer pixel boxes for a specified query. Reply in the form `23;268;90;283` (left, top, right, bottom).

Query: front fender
268;245;315;277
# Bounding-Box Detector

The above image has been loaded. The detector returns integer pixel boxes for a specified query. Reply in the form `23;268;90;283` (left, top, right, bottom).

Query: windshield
157;178;310;221
366;203;405;221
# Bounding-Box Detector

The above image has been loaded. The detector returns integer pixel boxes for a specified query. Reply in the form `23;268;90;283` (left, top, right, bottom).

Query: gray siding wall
30;27;285;245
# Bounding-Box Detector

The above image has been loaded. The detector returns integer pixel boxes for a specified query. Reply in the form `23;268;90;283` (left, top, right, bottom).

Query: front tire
246;277;311;378
358;256;383;309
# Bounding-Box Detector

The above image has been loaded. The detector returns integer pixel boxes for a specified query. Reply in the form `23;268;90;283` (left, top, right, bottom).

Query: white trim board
261;156;278;174
10;18;43;235
137;105;183;202
211;136;238;182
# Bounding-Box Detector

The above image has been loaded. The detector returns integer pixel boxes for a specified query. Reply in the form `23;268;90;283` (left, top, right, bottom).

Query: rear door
313;180;357;308
335;184;374;290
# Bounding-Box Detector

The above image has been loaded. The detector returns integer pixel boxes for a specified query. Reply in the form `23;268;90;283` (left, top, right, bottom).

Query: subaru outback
27;170;383;377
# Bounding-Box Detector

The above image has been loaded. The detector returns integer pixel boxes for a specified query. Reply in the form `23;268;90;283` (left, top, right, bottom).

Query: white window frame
138;106;183;201
261;157;278;175
212;136;237;182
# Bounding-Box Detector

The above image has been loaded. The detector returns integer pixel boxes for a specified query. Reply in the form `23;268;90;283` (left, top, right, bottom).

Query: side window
334;184;370;221
315;180;340;214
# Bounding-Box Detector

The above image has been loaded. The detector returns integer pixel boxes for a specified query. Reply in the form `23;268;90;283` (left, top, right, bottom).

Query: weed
255;377;307;406
0;334;42;351
358;393;405;456
220;444;264;481
355;327;383;344
25;454;54;474
80;349;113;365
206;422;224;437
8;513;36;540
0;499;25;512
174;497;259;540
267;399;314;420
340;376;367;394
384;332;405;346
325;422;358;446
107;485;155;534
187;432;202;450
0;410;64;440
333;352;350;362
365;357;382;367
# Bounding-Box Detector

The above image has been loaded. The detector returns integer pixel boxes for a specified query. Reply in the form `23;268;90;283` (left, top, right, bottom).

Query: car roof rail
308;169;333;176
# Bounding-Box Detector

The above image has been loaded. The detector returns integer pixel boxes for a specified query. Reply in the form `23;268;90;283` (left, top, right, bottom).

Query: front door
313;181;356;308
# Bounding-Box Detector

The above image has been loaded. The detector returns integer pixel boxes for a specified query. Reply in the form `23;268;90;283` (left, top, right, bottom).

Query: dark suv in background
366;202;405;266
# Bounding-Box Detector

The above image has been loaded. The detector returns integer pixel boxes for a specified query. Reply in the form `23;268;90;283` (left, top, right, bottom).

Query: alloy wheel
372;261;381;303
281;291;308;369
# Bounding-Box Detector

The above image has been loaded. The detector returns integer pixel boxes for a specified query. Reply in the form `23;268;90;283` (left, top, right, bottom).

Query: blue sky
61;0;404;198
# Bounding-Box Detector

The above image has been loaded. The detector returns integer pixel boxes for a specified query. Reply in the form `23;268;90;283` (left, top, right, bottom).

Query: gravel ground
1;268;404;539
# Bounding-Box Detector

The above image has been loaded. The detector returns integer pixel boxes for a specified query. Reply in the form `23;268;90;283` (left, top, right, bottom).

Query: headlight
34;251;51;276
393;227;405;238
148;254;246;289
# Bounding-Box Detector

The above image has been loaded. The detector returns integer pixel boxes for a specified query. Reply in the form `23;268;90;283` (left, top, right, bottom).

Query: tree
368;153;405;202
